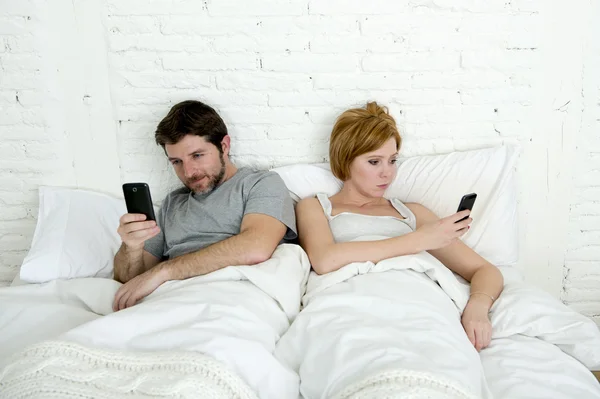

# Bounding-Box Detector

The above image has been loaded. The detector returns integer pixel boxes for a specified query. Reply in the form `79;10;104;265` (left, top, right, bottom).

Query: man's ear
221;135;231;157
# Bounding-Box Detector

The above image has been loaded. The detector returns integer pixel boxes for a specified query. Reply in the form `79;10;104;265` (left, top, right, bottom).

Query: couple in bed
112;99;503;354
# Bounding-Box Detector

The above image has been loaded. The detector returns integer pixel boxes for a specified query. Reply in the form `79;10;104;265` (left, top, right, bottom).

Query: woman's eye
391;159;398;164
369;160;379;165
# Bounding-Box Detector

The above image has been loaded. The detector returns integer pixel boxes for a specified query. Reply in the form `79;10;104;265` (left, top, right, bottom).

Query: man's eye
193;153;202;159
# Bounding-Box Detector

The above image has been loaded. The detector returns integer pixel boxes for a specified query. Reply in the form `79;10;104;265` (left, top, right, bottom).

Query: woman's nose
381;164;395;179
380;167;391;178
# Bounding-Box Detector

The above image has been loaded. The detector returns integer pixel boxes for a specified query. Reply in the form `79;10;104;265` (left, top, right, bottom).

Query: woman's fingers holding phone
454;217;472;235
451;209;471;223
416;219;465;251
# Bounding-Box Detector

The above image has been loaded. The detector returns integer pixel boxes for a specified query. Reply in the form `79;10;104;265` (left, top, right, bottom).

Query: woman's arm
296;197;472;274
407;202;504;351
296;198;424;274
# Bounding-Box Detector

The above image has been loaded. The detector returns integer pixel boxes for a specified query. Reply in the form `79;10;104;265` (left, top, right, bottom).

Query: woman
295;101;504;351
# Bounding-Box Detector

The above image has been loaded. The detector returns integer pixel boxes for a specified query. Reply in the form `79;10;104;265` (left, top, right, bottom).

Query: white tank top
315;193;417;243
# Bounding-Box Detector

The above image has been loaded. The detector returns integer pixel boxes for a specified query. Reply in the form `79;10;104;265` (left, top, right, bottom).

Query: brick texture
562;0;600;324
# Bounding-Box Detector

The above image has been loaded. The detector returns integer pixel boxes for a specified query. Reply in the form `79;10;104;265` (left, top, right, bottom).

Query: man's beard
185;154;226;194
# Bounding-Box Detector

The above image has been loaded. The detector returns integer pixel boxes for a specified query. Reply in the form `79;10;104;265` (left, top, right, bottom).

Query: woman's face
347;138;398;198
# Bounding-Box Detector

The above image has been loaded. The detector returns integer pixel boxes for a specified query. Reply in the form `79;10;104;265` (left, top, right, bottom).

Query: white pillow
389;145;520;266
272;145;520;266
20;186;126;283
272;163;341;203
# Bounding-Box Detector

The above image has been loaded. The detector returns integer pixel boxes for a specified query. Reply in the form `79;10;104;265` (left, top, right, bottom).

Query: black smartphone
456;193;477;223
122;183;156;221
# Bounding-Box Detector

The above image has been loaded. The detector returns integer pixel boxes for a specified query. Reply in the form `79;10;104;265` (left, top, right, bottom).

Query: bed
1;144;598;398
0;244;310;399
274;253;600;398
272;144;600;398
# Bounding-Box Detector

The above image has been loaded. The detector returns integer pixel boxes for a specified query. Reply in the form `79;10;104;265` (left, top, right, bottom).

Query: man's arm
156;213;287;280
113;212;164;283
114;244;161;283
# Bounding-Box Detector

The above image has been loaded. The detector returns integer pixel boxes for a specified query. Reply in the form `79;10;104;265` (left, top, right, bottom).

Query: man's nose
183;162;194;178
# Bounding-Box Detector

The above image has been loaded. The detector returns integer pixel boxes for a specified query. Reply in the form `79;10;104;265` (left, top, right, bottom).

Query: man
112;100;296;311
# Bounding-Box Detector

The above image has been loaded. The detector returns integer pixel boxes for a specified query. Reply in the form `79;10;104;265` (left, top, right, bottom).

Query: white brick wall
563;0;600;324
1;2;75;284
0;0;597;323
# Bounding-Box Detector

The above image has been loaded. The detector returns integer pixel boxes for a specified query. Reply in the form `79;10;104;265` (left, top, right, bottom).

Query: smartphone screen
122;183;156;221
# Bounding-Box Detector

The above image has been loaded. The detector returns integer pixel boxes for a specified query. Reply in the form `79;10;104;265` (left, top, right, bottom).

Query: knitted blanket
0;340;259;399
331;369;478;399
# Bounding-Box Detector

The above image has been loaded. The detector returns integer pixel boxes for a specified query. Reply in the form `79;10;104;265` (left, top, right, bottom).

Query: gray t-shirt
145;168;297;260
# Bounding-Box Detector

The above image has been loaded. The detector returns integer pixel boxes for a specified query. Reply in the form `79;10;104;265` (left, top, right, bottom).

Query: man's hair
329;101;401;181
155;100;228;152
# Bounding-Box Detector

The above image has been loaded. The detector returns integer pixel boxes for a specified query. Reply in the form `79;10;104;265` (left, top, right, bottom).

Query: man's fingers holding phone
127;227;160;239
122;220;157;233
120;213;149;224
117;213;160;249
120;227;160;249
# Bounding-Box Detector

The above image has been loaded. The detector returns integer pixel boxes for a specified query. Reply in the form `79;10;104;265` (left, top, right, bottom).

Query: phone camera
132;187;137;192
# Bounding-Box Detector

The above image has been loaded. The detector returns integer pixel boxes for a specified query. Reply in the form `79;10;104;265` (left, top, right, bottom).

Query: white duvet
0;244;310;399
2;244;599;399
275;251;600;399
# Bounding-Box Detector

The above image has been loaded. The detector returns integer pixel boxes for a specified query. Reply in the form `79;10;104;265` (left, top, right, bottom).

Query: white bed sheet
275;252;600;399
481;334;600;398
0;244;310;399
0;278;108;364
2;246;598;398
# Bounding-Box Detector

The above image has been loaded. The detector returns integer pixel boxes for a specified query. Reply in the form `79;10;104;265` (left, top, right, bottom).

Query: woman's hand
461;296;493;352
414;210;472;251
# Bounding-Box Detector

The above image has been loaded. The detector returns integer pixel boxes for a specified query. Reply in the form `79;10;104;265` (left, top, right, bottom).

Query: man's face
165;135;226;194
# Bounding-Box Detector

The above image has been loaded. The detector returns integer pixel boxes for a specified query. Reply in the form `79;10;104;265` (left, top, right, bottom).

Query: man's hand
113;265;169;311
117;213;160;250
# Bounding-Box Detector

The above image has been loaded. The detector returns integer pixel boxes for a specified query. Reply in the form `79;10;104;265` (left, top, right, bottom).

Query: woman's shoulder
297;195;323;209
403;201;426;212
403;202;438;222
297;194;330;214
298;192;332;203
